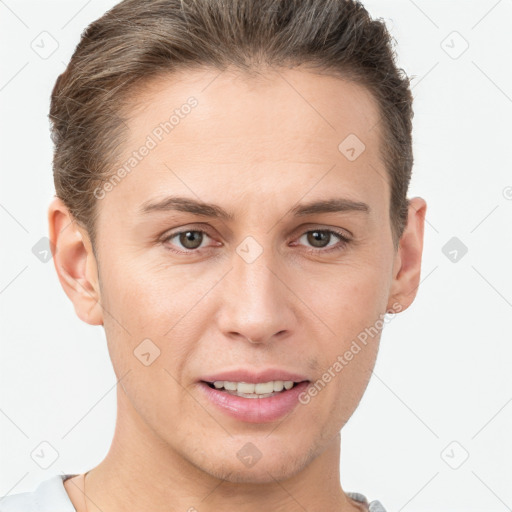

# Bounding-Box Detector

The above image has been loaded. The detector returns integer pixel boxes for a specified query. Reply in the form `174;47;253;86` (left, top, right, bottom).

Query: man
1;1;425;510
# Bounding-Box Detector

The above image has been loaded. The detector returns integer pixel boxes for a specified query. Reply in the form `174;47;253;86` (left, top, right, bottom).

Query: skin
49;66;426;512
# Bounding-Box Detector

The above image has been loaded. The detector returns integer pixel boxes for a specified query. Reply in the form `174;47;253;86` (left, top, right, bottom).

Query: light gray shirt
0;474;388;511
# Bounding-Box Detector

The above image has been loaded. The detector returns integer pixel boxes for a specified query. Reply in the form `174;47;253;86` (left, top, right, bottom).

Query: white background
1;1;511;510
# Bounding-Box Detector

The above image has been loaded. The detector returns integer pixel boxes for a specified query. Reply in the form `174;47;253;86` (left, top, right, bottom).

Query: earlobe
47;197;104;326
386;197;427;313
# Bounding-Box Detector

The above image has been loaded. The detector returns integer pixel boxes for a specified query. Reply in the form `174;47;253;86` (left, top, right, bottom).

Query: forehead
126;65;383;156
104;66;388;220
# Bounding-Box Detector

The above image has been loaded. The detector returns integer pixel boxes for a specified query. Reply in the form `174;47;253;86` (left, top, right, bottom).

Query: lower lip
197;381;310;423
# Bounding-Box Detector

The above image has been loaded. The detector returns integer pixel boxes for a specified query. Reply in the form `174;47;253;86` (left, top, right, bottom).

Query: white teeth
255;382;274;394
238;382;255;394
273;380;284;392
211;380;297;395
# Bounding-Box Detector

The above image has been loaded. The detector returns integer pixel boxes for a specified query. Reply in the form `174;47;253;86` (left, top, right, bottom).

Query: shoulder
0;474;77;512
347;491;389;512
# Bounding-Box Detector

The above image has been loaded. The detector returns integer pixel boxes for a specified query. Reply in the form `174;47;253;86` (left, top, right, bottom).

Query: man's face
89;67;401;482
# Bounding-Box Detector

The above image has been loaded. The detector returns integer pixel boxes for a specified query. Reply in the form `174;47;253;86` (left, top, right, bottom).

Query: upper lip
200;368;310;384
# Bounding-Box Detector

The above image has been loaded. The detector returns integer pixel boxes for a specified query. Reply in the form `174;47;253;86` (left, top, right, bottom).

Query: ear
47;197;104;326
386;197;427;313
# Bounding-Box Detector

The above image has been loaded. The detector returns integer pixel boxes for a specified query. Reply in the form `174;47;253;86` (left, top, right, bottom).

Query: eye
295;229;351;254
162;229;215;253
161;227;351;255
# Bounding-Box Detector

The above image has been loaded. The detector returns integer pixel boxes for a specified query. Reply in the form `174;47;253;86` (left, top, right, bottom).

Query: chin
204;461;304;485
193;441;316;484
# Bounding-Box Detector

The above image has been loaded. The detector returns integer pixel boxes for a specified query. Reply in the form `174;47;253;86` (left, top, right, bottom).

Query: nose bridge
218;234;291;343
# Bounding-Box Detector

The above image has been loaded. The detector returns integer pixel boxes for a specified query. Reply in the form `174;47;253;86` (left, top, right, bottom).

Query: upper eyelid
163;222;352;238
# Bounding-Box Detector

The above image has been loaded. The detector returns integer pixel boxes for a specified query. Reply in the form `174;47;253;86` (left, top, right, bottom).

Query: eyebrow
138;196;370;220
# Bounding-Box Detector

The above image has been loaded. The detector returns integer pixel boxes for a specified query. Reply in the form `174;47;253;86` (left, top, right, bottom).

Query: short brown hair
50;0;413;253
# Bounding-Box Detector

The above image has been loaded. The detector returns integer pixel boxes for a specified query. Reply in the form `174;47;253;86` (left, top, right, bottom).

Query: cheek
101;253;198;330
306;260;390;342
298;280;384;434
298;258;389;401
99;256;216;378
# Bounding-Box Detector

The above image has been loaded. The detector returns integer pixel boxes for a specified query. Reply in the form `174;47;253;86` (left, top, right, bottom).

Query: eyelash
161;227;351;255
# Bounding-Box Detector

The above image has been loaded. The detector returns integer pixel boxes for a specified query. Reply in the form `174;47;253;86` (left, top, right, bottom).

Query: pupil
180;231;202;249
308;230;329;248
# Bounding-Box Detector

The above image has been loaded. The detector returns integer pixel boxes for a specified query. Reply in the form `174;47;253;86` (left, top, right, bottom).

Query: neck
79;386;363;512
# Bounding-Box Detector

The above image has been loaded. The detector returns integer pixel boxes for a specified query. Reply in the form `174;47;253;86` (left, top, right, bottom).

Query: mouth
201;379;308;399
197;375;311;422
197;368;311;422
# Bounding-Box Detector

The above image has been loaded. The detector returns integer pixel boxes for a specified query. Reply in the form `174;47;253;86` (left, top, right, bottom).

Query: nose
215;246;295;346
